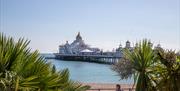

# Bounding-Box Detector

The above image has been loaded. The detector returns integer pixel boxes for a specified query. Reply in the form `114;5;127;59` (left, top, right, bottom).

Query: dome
126;40;130;43
76;32;82;40
126;40;131;48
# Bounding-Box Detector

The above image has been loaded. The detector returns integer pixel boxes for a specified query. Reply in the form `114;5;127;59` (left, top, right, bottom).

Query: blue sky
0;0;180;53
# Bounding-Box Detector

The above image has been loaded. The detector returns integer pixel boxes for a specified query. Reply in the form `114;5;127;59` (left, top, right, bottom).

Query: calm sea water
44;54;133;84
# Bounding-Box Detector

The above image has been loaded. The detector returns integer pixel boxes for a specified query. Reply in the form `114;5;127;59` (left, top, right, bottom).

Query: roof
80;49;93;52
76;32;82;40
126;40;130;43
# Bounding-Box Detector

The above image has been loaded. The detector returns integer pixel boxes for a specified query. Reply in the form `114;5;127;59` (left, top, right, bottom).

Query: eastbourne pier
51;32;133;64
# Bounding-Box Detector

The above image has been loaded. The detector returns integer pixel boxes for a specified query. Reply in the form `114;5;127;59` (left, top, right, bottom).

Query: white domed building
59;32;100;54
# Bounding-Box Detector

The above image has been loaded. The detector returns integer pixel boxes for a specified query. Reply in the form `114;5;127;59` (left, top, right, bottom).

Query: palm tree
0;33;90;91
124;39;157;91
113;39;180;91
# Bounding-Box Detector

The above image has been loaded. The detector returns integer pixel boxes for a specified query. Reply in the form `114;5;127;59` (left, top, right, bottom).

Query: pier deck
54;53;121;58
53;53;122;64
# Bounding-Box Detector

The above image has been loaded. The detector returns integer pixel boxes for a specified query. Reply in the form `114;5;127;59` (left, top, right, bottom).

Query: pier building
59;32;100;55
55;32;135;64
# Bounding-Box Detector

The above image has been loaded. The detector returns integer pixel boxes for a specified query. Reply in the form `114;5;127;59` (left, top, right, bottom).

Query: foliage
112;58;134;80
124;39;156;91
155;49;180;91
0;33;90;91
112;39;180;91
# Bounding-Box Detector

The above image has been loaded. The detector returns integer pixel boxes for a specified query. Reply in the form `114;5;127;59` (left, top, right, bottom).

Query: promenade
82;83;135;91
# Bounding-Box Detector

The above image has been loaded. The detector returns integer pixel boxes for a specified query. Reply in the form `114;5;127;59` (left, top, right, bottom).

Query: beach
82;83;135;91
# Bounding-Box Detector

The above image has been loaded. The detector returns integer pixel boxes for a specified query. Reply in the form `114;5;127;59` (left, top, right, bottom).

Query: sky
0;0;180;53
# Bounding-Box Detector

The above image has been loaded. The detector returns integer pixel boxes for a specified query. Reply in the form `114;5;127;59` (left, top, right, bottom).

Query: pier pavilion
54;32;135;64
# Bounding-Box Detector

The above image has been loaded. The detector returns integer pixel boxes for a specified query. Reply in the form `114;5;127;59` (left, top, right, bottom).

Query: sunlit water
44;54;133;84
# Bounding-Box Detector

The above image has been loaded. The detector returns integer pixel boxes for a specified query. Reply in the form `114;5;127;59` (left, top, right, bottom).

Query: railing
54;53;122;58
87;88;135;91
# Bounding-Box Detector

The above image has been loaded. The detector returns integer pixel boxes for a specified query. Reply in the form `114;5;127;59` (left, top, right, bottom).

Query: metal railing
54;53;122;58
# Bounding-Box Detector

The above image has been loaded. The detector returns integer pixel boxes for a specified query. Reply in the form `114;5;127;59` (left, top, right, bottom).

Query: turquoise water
47;58;133;84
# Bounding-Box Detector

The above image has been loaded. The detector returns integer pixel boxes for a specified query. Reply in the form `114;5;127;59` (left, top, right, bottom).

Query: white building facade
59;32;100;54
59;32;135;57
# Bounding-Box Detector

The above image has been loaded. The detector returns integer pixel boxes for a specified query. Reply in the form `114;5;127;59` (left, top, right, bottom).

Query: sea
42;54;133;84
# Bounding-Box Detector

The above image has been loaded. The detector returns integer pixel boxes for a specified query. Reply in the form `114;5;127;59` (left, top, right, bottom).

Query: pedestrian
116;84;123;91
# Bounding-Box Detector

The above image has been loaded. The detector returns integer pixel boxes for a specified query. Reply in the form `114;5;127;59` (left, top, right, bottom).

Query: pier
53;53;122;64
49;32;131;64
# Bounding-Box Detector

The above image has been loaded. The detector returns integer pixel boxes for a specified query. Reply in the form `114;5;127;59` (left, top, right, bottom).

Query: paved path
82;83;135;91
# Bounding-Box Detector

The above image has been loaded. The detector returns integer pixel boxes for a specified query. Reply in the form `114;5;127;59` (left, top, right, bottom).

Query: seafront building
59;32;100;55
58;32;133;57
56;32;163;64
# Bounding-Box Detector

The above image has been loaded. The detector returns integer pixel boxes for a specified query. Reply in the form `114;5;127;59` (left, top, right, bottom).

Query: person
116;84;123;91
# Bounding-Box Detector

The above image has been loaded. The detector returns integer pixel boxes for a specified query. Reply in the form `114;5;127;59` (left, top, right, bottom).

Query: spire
76;32;82;40
157;44;161;48
65;41;69;46
78;32;80;36
156;41;161;48
119;43;122;48
135;43;138;47
66;41;69;44
126;40;131;48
